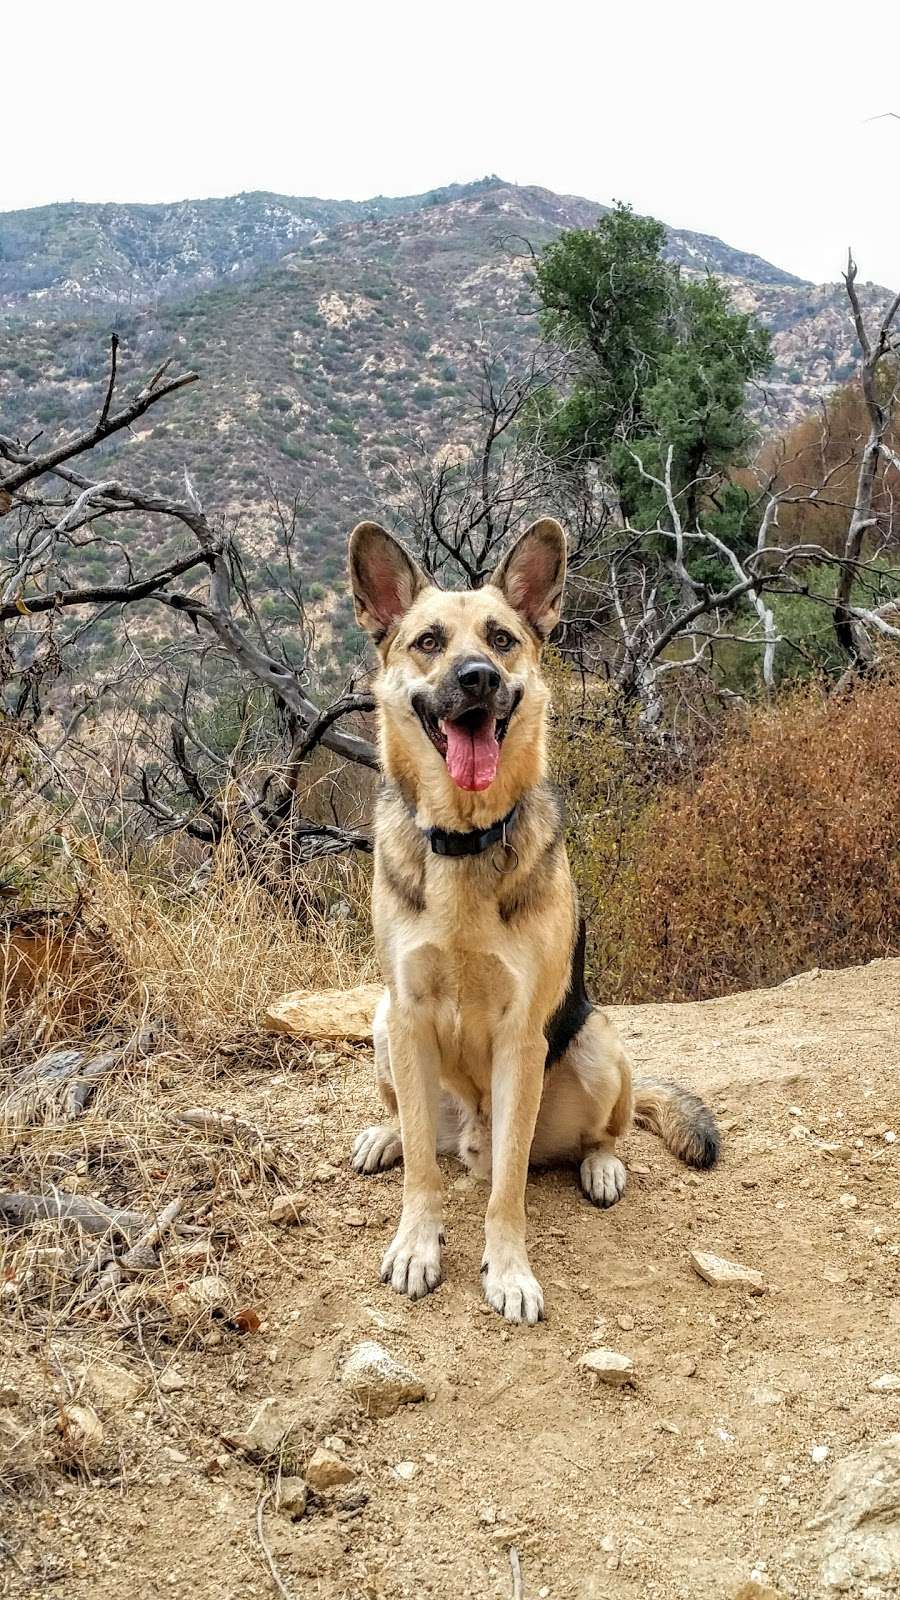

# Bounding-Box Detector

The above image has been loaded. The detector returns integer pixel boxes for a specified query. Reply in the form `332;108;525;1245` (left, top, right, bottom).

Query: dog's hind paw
380;1221;443;1300
351;1125;403;1174
579;1149;628;1208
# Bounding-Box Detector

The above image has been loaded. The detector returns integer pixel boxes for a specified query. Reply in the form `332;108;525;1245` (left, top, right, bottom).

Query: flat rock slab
690;1249;765;1291
265;984;384;1041
577;1348;635;1386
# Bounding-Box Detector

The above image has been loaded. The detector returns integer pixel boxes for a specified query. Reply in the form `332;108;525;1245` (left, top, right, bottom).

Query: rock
169;1274;233;1322
809;1432;900;1592
344;1208;366;1228
224;1397;305;1462
305;1446;356;1491
78;1358;143;1409
733;1584;783;1599
0;1381;19;1407
689;1250;765;1291
837;1193;859;1211
56;1403;103;1463
0;1407;37;1481
340;1341;427;1418
577;1348;635;1387
868;1373;900;1393
393;1460;419;1481
751;1386;785;1407
276;1476;308;1520
265;983;384;1041
269;1192;307;1225
616;1313;635;1332
811;1444;831;1464
158;1368;187;1394
669;1355;698;1378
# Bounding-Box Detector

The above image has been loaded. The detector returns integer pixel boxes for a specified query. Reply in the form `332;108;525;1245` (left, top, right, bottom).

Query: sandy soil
2;957;899;1600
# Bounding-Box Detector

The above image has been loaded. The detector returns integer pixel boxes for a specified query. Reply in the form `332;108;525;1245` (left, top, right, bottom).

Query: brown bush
617;671;900;1000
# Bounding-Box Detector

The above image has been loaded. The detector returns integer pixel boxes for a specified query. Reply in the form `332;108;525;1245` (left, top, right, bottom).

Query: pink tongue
442;718;500;791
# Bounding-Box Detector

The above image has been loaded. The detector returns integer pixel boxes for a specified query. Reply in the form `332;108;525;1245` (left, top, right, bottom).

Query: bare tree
1;341;377;873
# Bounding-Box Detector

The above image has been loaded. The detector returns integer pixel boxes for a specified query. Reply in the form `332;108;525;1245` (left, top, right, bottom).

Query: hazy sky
6;0;898;288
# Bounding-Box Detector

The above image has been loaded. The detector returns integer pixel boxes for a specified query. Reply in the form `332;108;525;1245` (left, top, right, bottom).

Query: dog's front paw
351;1125;402;1174
380;1220;443;1300
481;1254;544;1325
579;1149;628;1208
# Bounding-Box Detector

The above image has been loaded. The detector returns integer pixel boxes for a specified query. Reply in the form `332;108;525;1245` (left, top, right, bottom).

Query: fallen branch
255;1489;295;1600
120;1196;185;1272
0;1190;148;1237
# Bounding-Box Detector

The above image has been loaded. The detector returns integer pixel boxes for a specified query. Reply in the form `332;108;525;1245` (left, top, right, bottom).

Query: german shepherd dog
348;517;718;1324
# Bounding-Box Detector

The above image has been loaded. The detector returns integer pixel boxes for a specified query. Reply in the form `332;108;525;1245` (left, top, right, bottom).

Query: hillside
3;955;899;1598
1;177;895;599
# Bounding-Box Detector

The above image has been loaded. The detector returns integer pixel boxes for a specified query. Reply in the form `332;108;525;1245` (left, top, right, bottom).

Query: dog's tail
633;1078;720;1170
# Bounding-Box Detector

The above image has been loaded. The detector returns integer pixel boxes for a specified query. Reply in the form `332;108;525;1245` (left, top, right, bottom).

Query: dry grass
0;813;376;1502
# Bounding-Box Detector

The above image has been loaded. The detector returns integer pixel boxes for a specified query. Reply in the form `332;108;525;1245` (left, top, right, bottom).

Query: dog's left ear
489;518;567;639
349;521;429;641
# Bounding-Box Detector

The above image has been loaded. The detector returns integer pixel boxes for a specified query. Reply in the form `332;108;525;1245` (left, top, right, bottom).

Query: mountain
1;177;894;613
0;177;803;317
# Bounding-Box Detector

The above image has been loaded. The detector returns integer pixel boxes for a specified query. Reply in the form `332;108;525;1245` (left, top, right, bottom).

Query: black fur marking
544;917;593;1067
381;856;426;915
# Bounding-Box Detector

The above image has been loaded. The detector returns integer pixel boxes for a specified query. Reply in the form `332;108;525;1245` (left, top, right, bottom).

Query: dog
347;516;718;1324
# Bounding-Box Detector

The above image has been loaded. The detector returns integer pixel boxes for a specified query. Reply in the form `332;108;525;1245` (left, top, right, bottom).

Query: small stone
305;1446;355;1491
733;1584;783;1600
158;1368;187;1394
392;1460;419;1481
78;1358;143;1409
670;1355;697;1378
164;1447;188;1464
811;1443;830;1464
823;1266;848;1285
478;1504;497;1525
868;1373;900;1393
751;1386;785;1407
615;1313;635;1332
56;1403;103;1463
0;1381;19;1407
276;1476;307;1520
340;1341;427;1418
690;1250;764;1291
169;1274;233;1321
837;1193;859;1211
629;1163;650;1176
313;1163;339;1183
577;1348;635;1387
884;1131;896;1145
344;1209;366;1228
269;1192;307;1225
223;1397;305;1462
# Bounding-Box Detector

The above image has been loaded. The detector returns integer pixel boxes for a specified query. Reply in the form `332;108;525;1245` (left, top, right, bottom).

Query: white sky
5;0;898;288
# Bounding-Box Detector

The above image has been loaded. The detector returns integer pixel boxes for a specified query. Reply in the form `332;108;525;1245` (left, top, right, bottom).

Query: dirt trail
4;958;900;1599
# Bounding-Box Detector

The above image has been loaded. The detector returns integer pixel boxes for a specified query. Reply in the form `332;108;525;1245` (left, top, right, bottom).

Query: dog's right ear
348;522;429;642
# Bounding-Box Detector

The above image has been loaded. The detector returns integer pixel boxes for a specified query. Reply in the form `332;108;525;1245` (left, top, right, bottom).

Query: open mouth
415;702;516;792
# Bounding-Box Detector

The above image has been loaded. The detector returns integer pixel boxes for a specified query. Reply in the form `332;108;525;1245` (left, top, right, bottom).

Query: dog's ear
348;522;429;641
489;518;567;639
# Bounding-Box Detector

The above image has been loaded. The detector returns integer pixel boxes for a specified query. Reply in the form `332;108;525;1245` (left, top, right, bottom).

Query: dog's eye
491;628;517;652
413;630;442;655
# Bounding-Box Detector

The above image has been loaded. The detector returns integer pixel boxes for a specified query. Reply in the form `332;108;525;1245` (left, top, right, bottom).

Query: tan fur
347;518;718;1324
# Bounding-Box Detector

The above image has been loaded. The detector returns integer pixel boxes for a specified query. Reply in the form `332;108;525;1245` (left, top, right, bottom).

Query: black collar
427;803;518;859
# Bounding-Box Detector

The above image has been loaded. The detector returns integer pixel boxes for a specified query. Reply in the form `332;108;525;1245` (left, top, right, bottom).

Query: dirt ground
2;957;899;1600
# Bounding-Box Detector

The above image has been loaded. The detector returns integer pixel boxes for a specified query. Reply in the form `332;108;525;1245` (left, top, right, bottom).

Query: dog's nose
456;657;501;698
